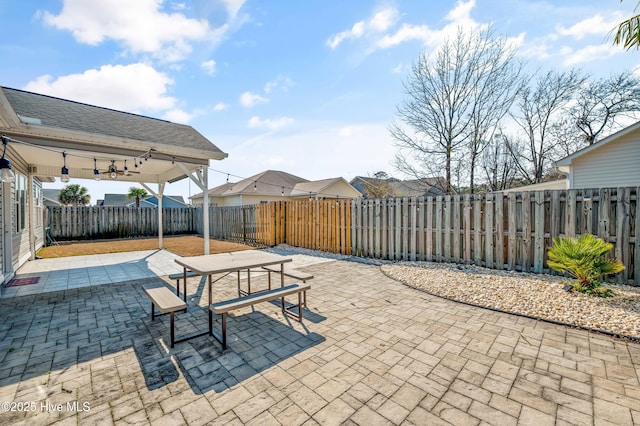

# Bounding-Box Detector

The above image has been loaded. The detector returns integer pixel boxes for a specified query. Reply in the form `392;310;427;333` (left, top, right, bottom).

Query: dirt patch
36;235;256;258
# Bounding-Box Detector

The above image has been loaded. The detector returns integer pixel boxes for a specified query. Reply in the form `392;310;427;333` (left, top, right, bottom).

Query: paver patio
0;250;639;425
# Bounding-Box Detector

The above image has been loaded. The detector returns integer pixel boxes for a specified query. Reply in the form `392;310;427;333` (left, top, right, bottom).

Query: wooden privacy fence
46;206;195;239
351;187;640;285
194;201;352;254
46;188;640;285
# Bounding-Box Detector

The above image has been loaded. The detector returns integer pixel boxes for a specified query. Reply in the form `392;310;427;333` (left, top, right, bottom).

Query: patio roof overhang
2;125;220;184
0;86;224;255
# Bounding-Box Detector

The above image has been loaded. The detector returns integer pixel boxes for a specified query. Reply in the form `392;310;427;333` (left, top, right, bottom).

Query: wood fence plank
410;198;417;261
463;194;471;263
533;191;545;273
435;196;443;262
417;197;425;261
485;194;494;269
566;190;576;237
522;192;531;272
495;193;504;270
616;188;630;283
452;195;461;263
444;196;451;262
425;197;433;261
473;195;482;265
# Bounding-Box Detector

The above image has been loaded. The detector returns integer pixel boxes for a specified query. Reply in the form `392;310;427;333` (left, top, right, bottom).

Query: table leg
208;274;213;335
280;263;285;288
182;268;187;304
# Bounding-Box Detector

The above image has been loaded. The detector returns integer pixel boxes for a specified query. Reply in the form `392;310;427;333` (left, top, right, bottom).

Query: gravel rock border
264;244;640;339
382;262;640;339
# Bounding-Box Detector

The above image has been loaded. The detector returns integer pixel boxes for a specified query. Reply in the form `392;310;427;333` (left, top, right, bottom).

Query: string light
123;159;130;176
109;160;117;180
0;135;15;183
93;158;101;181
60;152;69;183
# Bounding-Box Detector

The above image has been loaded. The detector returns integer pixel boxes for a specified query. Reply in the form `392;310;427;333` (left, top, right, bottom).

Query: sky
1;0;639;204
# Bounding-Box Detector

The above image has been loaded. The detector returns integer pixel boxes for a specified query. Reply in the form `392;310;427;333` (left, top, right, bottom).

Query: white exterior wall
572;135;640;189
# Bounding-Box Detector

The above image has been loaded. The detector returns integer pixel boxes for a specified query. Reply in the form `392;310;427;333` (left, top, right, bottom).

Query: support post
141;182;165;250
202;166;210;254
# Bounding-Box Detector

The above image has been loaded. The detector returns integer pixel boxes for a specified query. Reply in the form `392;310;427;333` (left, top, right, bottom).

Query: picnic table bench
143;284;188;348
210;283;310;349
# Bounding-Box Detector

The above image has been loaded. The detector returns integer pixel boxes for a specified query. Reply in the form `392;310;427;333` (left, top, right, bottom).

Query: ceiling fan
84;159;140;180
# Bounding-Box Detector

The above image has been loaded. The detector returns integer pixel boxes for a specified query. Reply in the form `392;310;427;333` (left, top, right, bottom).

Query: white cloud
326;7;399;49
239;91;268;107
220;0;246;19
248;116;294;131
201;59;217;75
391;63;407;74
328;1;482;53
40;0;233;62
163;108;193;123
377;0;481;50
556;13;623;40
213;102;229;111
264;75;294;94
562;43;623;66
23;63;176;112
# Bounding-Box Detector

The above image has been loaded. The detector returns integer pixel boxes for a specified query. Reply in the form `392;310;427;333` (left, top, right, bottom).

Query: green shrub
547;234;623;297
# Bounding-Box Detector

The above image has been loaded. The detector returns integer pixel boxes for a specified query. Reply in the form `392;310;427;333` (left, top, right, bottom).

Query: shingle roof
290;178;343;196
2;87;225;156
192;170;309;198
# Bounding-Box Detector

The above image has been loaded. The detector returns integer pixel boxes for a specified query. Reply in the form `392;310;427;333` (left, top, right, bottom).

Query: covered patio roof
0;86;226;253
0;87;227;183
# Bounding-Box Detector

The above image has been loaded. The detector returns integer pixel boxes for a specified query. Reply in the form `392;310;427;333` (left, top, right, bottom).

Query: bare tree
390;29;482;193
571;71;640;144
481;134;518;192
510;69;586;183
465;31;526;193
390;27;525;194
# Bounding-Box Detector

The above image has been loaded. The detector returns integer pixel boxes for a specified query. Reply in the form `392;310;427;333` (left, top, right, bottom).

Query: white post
202;166;210;255
175;162;209;255
142;182;164;249
158;183;165;249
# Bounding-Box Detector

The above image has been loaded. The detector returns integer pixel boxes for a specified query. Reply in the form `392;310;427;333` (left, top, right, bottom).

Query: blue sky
1;0;638;203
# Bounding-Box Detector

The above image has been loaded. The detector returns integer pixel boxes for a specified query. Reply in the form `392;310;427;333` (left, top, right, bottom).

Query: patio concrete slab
0;255;638;425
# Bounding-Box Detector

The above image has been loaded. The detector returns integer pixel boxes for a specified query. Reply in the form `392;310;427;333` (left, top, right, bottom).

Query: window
14;173;26;232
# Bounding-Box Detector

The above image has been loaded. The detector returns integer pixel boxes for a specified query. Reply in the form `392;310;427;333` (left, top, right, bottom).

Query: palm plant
58;184;90;206
126;187;148;208
547;234;624;296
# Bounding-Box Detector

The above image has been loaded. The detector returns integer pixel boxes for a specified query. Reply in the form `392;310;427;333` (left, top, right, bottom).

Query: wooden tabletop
174;250;292;275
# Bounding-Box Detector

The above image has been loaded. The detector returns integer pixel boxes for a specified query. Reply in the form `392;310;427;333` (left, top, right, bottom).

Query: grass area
36;235;255;258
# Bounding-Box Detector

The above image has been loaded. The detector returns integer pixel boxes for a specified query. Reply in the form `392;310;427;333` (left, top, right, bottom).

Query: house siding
572;135;640;189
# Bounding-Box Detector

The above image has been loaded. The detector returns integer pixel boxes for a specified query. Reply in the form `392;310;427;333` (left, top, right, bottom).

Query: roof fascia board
2;125;222;163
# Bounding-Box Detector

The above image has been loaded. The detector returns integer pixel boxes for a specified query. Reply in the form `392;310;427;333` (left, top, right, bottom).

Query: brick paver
0;257;638;425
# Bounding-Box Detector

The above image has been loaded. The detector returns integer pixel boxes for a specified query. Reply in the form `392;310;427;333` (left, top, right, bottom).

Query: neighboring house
190;170;362;206
555;121;640;189
500;179;568;193
43;188;63;207
350;176;444;198
99;194;188;208
0;86;226;284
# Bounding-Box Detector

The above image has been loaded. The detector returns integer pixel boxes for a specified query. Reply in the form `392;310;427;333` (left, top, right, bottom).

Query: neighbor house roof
351;176;444;197
191;170;309;199
290;177;352;197
43;188;63;206
100;194;187;207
